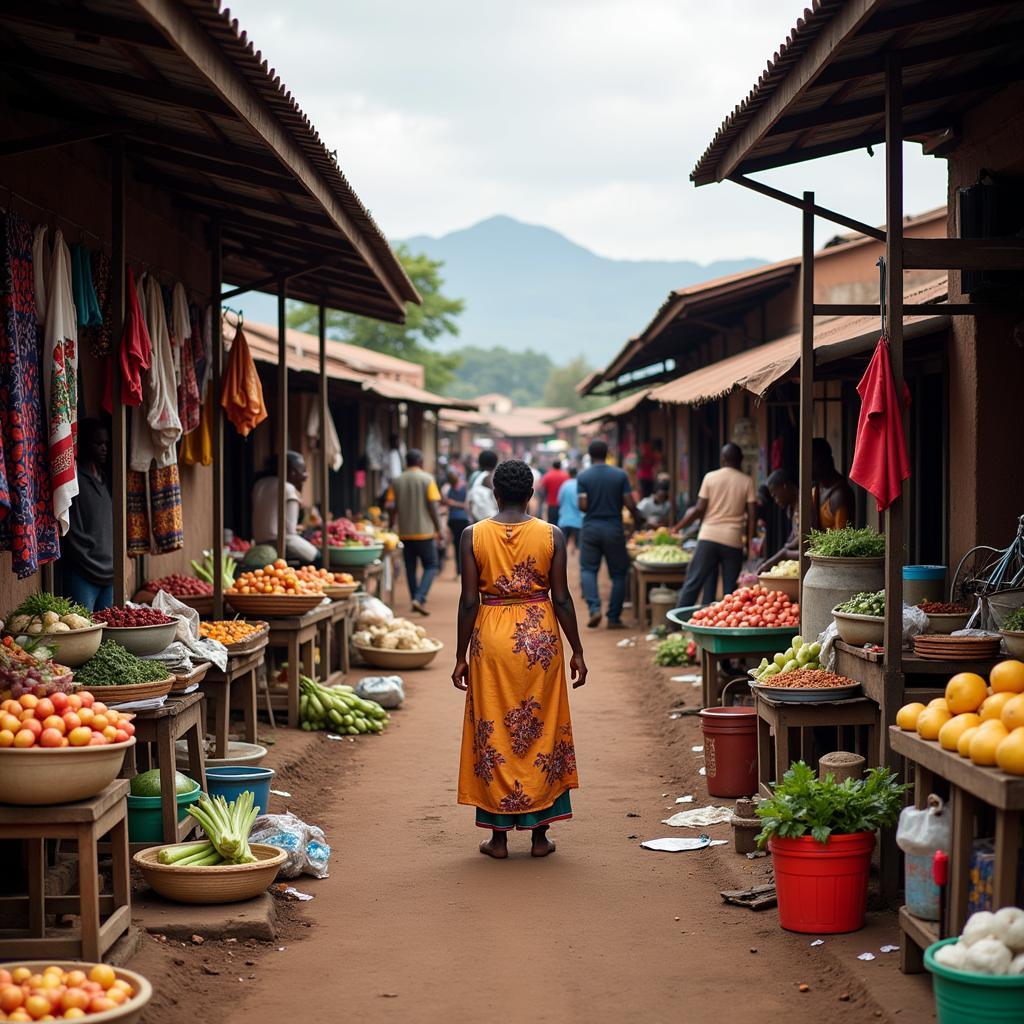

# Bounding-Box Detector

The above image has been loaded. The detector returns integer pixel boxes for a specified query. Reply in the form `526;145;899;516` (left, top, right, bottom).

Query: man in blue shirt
577;440;644;629
556;466;583;549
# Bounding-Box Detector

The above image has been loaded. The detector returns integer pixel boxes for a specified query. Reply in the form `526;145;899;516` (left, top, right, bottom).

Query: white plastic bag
355;675;405;709
353;592;393;630
896;794;951;856
250;812;330;879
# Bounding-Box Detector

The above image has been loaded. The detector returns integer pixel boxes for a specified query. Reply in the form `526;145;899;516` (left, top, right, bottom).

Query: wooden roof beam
0;121;129;157
859;0;1015;37
0;2;172;49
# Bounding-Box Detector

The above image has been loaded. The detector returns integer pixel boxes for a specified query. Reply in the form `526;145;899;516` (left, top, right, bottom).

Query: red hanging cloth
103;267;151;413
849;335;911;512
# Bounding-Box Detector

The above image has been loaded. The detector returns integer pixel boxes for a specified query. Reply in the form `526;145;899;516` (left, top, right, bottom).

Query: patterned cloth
83;250;112;358
42;230;79;535
458;517;579;818
176;302;201;435
126;469;150;556
181;390;212;466
0;211;60;576
149;463;183;553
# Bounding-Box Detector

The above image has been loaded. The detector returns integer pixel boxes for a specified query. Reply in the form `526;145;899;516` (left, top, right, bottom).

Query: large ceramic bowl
6;623;104;668
133;843;287;903
175;739;268;770
225;593;325;617
353;640;443;670
102;619;178;656
0;737;135;805
832;609;885;646
0;962;152;1023
757;574;800;601
329;544;384;568
922;610;972;634
1000;629;1024;660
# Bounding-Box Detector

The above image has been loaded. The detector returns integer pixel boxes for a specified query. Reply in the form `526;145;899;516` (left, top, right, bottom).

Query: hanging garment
365;421;385;472
126;468;150;556
0;211;60;577
170;283;190;389
305;401;343;472
42;230;79;535
181;389;213;466
849;335;912;512
220;323;267;437
103;266;151;413
31;225;49;325
177;304;201;434
83;250;113;358
71;245;102;328
195;305;212;400
149;462;184;553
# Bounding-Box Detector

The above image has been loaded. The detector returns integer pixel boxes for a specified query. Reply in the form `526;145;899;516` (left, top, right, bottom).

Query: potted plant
803;526;886;641
756;761;906;933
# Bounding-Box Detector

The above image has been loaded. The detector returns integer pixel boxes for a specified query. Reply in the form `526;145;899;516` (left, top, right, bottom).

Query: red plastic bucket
769;832;876;933
699;706;757;797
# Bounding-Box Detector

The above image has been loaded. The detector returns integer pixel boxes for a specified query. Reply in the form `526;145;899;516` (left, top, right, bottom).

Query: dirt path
134;566;933;1023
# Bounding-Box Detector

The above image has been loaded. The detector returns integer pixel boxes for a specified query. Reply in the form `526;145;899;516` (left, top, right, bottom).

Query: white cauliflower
963;937;1012;975
396;633;419;650
962;911;998;947
414;625;427;639
7;614;31;633
61;613;92;630
993;907;1024;953
379;633;401;650
42;611;60;626
47;621;71;632
1009;952;1024;976
352;630;373;647
933;942;967;970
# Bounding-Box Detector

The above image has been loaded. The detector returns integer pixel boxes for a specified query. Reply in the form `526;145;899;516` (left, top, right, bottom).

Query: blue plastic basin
202;765;275;815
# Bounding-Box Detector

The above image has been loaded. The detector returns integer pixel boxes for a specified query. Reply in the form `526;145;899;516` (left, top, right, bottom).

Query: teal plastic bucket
905;851;941;920
127;780;201;844
203;765;274;815
925;938;1024;1023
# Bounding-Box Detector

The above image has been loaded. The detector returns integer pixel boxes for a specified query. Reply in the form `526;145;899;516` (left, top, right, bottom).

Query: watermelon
130;769;196;798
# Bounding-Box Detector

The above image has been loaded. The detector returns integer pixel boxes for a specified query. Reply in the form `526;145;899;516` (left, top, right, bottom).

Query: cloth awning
577;389;651;424
651;277;948;406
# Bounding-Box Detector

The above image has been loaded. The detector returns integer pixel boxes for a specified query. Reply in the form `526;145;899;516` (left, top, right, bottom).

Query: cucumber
346;726;359;735
782;659;799;673
773;652;787;668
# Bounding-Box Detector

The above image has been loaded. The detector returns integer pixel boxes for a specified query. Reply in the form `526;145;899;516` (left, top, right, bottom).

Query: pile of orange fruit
0;962;136;1019
227;560;324;596
294;566;354;587
199;620;265;646
896;659;1024;774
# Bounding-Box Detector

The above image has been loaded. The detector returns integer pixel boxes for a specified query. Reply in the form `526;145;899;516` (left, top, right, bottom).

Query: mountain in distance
401;215;763;365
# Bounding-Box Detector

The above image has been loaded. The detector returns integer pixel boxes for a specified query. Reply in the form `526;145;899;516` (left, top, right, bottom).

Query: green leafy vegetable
187;791;260;864
835;590;886;616
806;526;885;559
157;840;224;866
74;640;170;687
9;593;89;623
1003;607;1024;632
755;761;907;847
654;634;694;666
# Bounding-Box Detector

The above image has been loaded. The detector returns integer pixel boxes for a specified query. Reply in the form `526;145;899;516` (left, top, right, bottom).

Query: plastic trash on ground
353;593;394;630
250;812;331;879
355;675;405;709
640;835;730;852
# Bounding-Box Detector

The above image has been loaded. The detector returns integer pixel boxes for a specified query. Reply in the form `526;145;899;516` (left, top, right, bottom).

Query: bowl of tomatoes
0;961;152;1022
0;691;136;805
668;587;802;651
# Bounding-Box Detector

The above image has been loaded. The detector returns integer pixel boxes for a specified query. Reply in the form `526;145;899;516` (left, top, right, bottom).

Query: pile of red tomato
0;690;135;748
688;586;800;628
144;573;213;596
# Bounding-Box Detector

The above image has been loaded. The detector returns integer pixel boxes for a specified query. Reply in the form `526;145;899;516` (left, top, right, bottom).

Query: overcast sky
227;0;948;263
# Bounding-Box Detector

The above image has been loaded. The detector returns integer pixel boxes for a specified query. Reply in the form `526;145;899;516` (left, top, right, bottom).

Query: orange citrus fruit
995;728;1024;775
928;697;950;711
896;702;927;731
945;673;988;714
990;660;1024;694
957;725;980;757
916;706;952;741
938;713;982;751
1001;693;1024;732
970;721;1009;765
980;691;1015;722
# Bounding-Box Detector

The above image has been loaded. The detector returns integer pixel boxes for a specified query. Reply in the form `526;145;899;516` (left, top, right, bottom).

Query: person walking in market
673;442;757;608
467;449;499;522
386;449;443;616
556;465;583;550
441;466;470;577
577;439;645;629
452;459;587;859
538;458;569;524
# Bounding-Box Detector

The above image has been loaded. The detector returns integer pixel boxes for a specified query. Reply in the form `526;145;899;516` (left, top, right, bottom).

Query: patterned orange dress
458;517;579;829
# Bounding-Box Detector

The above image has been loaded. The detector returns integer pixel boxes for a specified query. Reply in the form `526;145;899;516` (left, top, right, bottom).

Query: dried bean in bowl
94;605;175;627
757;669;855;689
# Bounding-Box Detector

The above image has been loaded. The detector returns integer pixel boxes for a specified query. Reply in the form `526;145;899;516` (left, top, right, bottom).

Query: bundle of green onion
156;791;261;866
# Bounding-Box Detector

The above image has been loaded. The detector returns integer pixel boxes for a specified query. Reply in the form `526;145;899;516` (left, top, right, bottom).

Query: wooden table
631;563;686;627
891;726;1024;973
266;604;334;726
0;780;131;961
755;693;879;798
200;636;268;757
319;598;352;687
127;692;207;845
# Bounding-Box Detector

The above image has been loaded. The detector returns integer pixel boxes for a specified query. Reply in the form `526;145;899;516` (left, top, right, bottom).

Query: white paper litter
640;836;728;852
857;952;876;961
698;767;707;776
675;795;694;804
810;940;824;947
279;886;313;901
326;734;344;741
661;806;734;828
880;945;900;953
691;745;704;753
105;694;168;712
671;674;700;684
270;789;291;798
616;638;636;648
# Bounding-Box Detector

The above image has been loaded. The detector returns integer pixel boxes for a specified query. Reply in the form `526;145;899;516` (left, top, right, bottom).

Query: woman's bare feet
531;825;556;857
479;832;508;859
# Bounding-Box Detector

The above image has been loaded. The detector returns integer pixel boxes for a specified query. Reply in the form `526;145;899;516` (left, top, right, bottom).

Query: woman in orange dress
453;459;587;858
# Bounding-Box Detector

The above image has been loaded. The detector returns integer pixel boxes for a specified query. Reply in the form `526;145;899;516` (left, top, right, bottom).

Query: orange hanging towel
220;324;267;437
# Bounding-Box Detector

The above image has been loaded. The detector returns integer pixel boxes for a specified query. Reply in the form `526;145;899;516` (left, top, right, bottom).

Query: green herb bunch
74;640;169;687
654;634;692;666
1003;607;1024;632
9;593;89;622
806;526;885;559
835;590;886;616
755;761;907;847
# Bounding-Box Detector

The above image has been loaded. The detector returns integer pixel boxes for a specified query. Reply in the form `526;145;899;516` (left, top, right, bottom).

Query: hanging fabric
42;229;79;535
181;390;213;466
195;305;212;400
149;463;184;553
0;211;60;577
177;302;201;434
170;282;190;388
126;469;150;556
849;335;912;512
31;225;49;325
83;250;113;358
103;266;151;413
220;322;267;437
71;244;102;327
306;401;343;471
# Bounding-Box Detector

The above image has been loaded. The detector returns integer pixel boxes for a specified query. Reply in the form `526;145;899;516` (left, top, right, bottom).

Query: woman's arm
451;526;480;691
549;527;588;689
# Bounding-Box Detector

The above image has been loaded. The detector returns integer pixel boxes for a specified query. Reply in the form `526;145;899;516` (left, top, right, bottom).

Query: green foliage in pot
806;526;885;559
755;761;907;847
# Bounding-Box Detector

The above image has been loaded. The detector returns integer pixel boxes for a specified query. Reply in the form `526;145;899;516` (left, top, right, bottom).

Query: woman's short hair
492;459;536;505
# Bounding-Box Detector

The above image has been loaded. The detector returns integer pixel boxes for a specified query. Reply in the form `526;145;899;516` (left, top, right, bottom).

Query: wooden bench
0;780;131;961
265;605;334;726
200;637;268;757
630;562;686;628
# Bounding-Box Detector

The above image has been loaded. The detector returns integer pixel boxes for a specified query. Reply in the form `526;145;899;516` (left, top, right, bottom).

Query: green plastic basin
127;779;201;844
667;607;799;654
925;938;1024;1023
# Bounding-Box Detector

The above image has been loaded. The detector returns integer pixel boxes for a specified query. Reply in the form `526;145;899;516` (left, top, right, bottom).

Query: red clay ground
129;566;935;1023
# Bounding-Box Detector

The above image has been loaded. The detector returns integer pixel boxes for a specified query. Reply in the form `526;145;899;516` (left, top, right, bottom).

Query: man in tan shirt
673;443;756;607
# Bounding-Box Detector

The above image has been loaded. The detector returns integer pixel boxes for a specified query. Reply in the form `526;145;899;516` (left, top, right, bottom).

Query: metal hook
876;256;887;336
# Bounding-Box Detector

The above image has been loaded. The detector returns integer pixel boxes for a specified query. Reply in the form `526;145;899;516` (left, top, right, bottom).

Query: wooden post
210;222;224;618
798;192;815;606
110;137;127;605
318;303;330;570
277;280;288;560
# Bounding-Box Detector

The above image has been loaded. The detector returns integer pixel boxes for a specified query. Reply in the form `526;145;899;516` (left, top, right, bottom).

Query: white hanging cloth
306;401;343;472
170;282;190;387
41;229;79;534
32;225;49;325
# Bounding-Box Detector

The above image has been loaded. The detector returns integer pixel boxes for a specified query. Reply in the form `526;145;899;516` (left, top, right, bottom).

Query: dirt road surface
133;567;933;1023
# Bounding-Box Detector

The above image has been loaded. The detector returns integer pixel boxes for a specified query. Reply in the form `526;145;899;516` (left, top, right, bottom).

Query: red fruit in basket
13;728;35;747
79;691;94;708
34;697;55;719
1;713;20;733
41;715;65;734
113;729;130;743
92;702;107;715
68;726;92;747
0;730;13;747
121;721;135;737
49;691;68;713
62;711;81;731
39;727;63;747
17;693;38;710
20;717;41;738
88;733;107;745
